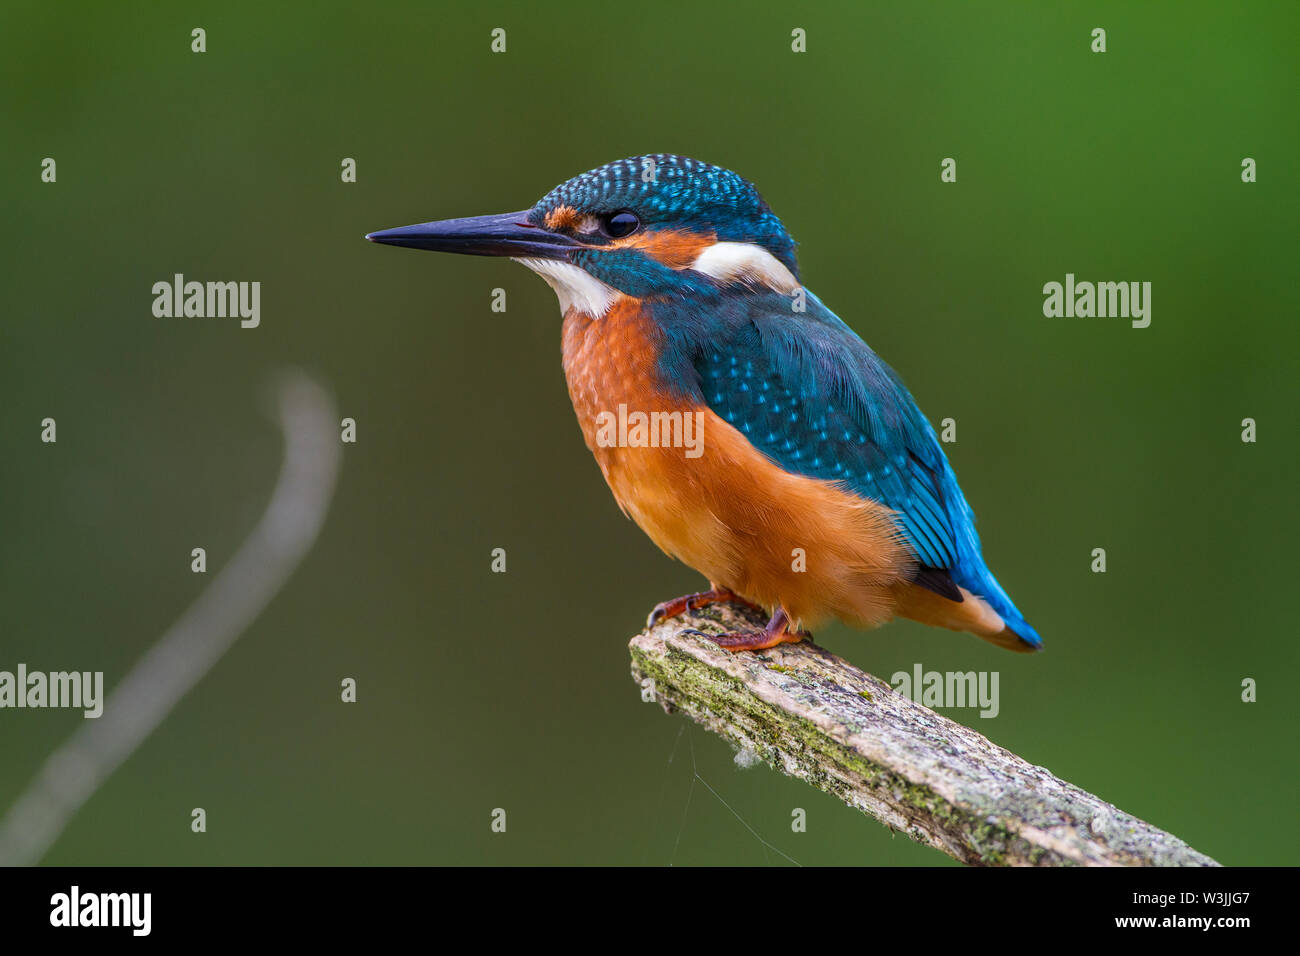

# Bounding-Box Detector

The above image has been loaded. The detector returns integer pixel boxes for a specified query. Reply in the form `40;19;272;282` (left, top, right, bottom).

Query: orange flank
564;299;932;634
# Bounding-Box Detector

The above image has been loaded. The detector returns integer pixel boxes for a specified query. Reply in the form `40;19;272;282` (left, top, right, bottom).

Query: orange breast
561;300;914;630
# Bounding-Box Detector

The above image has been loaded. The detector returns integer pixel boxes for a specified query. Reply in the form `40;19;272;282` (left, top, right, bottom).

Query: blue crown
530;154;798;275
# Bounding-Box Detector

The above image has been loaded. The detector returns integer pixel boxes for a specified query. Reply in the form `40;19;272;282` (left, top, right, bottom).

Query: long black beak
365;210;579;260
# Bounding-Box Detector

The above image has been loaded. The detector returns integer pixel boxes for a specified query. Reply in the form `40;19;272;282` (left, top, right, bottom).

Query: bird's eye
601;210;640;239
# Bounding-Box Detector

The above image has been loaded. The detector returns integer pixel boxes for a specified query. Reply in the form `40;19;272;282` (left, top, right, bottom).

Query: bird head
366;154;800;316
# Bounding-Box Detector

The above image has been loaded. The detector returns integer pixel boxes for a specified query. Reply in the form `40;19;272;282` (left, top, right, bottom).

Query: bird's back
646;286;1042;651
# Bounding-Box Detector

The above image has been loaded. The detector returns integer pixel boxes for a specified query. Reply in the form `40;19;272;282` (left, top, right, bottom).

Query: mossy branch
628;601;1218;867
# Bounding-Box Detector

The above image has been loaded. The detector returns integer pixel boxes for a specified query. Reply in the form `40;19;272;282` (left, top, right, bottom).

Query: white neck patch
514;239;798;317
690;241;799;294
512;257;620;318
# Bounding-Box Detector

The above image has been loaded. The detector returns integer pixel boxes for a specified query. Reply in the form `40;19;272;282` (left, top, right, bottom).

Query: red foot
682;608;810;653
646;587;762;629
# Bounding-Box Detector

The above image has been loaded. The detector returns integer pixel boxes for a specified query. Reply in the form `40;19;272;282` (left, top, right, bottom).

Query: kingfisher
367;155;1041;654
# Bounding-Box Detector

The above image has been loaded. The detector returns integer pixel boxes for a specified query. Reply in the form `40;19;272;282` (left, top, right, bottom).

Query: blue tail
953;560;1042;651
942;463;1042;652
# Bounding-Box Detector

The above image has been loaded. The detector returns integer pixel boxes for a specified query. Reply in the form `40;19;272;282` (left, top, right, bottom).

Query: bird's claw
676;624;809;653
646;587;760;629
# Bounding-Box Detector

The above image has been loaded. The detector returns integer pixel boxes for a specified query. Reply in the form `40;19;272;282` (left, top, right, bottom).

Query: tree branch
628;601;1218;867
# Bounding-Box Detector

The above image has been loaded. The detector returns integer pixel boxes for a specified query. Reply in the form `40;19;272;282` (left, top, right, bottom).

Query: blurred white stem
0;372;341;865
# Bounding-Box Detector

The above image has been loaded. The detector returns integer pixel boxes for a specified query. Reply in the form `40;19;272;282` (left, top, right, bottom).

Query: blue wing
680;289;1039;645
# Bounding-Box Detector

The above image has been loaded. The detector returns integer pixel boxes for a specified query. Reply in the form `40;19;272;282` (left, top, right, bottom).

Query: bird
366;154;1041;654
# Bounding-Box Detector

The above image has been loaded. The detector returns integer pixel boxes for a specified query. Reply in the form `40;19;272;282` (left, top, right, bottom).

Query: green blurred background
2;0;1296;865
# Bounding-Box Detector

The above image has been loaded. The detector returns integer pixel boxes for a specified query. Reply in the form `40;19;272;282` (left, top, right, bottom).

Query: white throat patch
512;257;620;318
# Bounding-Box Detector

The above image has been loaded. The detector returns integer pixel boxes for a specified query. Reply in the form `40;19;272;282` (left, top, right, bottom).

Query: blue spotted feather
652;288;1041;649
